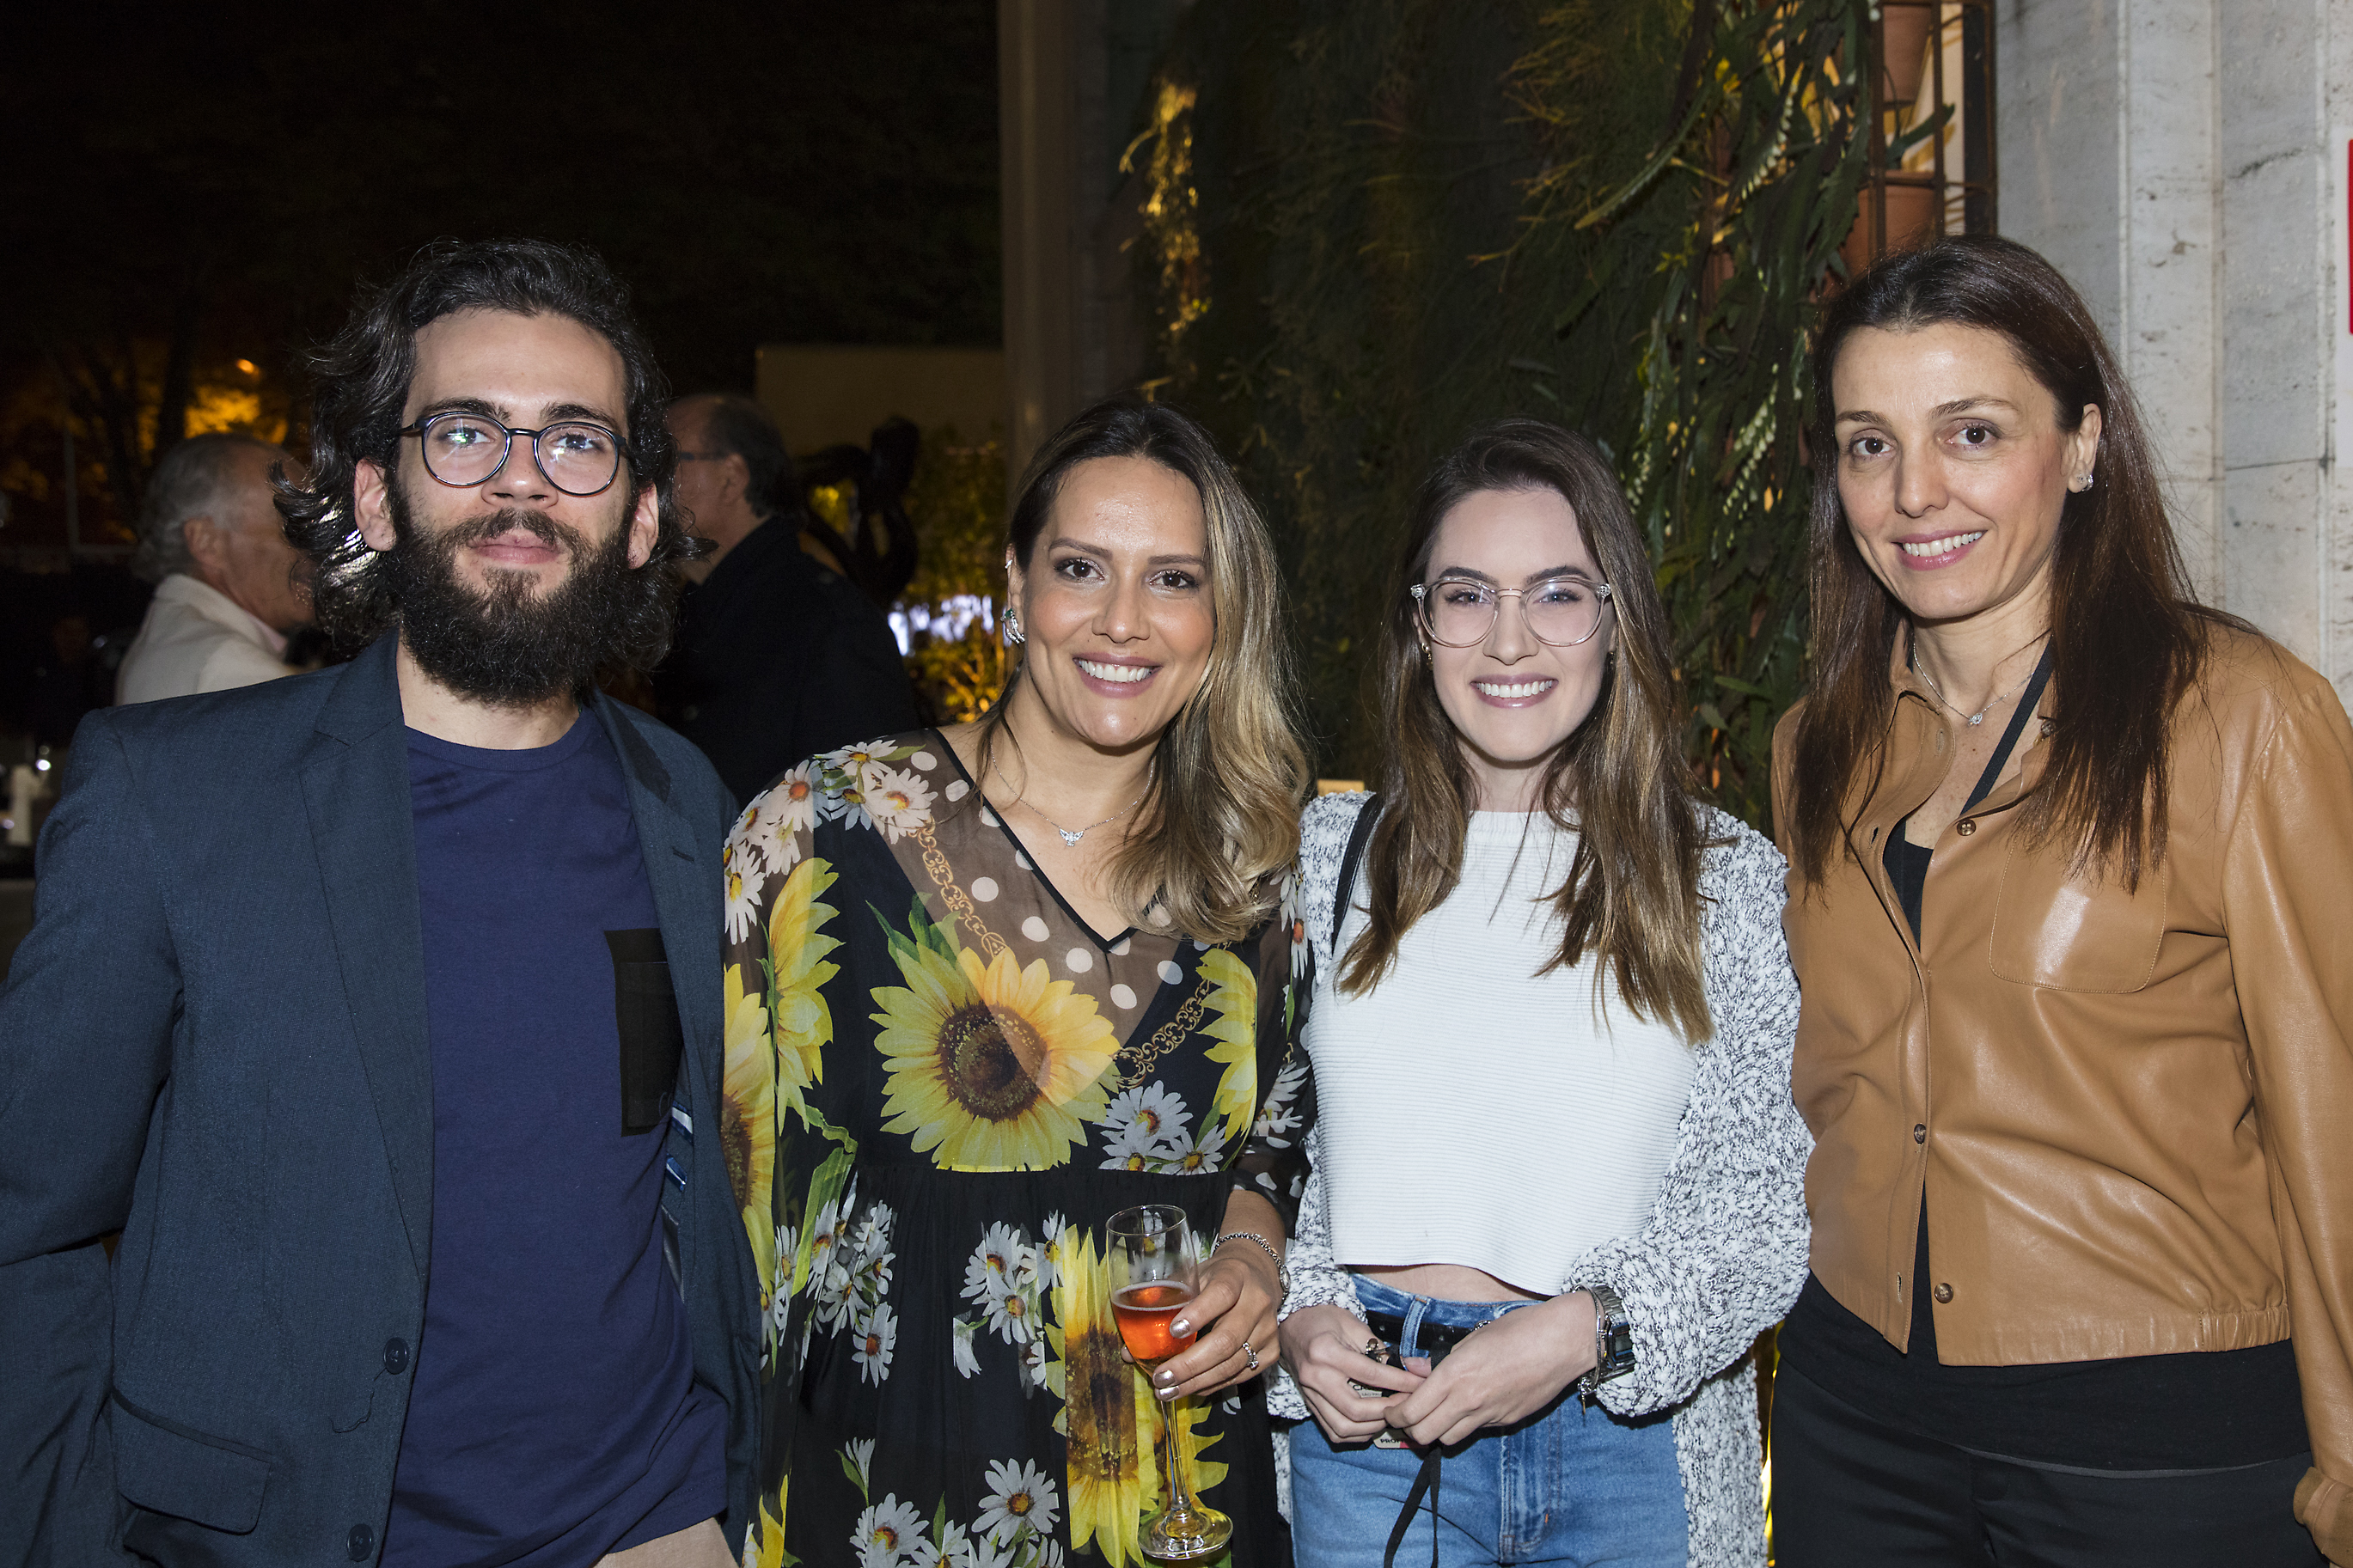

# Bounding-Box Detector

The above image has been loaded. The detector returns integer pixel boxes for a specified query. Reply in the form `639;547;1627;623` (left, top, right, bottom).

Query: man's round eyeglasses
397;411;631;497
1409;575;1615;648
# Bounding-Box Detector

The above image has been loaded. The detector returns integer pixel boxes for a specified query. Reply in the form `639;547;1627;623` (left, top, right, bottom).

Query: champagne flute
1107;1204;1233;1563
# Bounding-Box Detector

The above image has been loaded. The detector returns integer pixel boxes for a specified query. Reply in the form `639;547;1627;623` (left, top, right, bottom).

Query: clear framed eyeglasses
396;411;631;497
1409;574;1614;648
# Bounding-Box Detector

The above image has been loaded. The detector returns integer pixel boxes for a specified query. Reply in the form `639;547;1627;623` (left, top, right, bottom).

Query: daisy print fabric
724;731;1312;1568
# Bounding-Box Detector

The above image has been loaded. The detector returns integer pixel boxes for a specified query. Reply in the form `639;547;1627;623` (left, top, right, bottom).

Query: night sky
0;2;1002;545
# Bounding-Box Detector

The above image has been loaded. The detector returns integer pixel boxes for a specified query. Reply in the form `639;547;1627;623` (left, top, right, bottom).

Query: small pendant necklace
1912;631;2050;727
993;766;1146;846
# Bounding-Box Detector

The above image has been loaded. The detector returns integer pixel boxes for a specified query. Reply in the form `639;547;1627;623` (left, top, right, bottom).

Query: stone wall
2000;0;2353;699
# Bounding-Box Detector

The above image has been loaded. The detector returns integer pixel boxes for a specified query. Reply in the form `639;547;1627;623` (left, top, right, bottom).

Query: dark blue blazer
0;637;761;1565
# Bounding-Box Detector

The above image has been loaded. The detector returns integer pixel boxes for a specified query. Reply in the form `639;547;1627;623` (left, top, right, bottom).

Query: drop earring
1003;552;1026;644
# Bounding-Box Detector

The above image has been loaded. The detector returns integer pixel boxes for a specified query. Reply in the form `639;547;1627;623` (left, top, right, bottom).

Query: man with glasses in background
655;391;915;805
0;240;757;1568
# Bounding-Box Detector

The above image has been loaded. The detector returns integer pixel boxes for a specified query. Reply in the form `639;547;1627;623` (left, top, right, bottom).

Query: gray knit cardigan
1268;792;1810;1568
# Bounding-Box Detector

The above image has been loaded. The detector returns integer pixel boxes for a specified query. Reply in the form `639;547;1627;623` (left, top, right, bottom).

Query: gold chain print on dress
914;821;1012;961
1115;986;1213;1094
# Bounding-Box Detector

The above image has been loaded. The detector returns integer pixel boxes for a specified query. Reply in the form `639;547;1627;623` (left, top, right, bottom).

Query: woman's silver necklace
993;766;1145;846
1911;632;2049;727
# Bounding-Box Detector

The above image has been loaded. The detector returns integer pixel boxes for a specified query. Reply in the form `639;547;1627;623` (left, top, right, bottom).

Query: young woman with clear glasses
1271;419;1810;1568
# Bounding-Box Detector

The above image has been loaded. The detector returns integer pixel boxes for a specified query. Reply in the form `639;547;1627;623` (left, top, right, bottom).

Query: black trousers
1770;1364;2325;1567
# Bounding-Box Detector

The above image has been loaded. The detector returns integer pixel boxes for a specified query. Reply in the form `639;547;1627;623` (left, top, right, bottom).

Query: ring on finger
1243;1340;1260;1371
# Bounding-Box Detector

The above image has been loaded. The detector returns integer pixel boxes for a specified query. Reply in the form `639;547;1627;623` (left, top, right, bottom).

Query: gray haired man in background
115;432;313;704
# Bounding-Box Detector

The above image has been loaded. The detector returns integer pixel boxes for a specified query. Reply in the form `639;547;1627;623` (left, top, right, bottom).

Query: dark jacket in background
655;517;920;806
0;637;762;1565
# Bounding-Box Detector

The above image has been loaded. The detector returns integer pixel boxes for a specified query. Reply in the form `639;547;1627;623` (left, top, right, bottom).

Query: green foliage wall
897;428;1012;723
1136;0;1871;827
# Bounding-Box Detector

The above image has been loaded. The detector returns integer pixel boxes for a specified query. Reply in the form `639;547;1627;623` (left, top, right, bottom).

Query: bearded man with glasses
0;240;757;1568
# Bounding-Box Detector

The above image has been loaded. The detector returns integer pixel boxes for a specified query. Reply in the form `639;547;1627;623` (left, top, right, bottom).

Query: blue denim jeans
1287;1276;1687;1567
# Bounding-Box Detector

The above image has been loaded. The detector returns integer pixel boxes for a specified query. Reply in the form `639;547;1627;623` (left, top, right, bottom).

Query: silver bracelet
1213;1230;1290;1304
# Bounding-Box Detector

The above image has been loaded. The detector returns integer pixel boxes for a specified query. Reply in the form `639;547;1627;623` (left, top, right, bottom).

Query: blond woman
723;398;1314;1567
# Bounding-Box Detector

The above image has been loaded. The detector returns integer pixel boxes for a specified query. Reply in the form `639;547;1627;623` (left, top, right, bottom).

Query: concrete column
1999;0;2350;700
1997;0;2221;595
2333;0;2353;686
2217;0;2335;672
997;1;1179;480
2121;0;2222;602
1000;0;1083;477
1997;0;2125;333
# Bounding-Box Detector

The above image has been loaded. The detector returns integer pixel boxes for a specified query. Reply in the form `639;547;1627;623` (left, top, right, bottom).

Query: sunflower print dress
722;731;1312;1568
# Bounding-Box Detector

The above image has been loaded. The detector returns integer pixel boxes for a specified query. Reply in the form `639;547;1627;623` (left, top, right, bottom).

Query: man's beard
382;477;641;708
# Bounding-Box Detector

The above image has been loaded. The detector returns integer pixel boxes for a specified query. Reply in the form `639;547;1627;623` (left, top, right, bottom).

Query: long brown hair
1787;236;2230;892
979;397;1309;944
1340;419;1712;1043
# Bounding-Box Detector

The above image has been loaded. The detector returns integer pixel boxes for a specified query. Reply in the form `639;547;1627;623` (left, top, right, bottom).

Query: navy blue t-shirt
387;716;726;1566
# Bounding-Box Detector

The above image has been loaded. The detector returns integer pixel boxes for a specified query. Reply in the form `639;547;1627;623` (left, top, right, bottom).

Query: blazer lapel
302;638;435;1280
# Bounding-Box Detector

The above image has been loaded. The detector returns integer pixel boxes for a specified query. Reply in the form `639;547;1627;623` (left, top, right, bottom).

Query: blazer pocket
1986;838;2170;993
112;1393;271;1534
608;929;685;1136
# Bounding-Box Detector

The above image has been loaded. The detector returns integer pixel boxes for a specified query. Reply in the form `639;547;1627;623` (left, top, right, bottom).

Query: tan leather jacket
1773;627;2353;1561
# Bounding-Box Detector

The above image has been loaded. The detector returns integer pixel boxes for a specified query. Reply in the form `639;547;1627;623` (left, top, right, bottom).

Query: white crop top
1304;808;1696;1295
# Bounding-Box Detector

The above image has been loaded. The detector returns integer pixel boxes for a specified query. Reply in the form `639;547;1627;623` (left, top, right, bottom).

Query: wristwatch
1579;1284;1635;1403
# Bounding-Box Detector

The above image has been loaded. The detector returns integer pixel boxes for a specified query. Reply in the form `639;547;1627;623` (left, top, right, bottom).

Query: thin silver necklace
1911;631;2049;727
992;765;1146;847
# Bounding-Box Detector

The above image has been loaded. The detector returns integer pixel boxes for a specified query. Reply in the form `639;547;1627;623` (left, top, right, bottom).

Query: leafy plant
1575;0;1873;823
894;426;1011;723
1133;0;1871;827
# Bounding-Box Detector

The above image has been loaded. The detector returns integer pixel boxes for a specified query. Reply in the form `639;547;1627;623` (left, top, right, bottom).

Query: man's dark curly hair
278;237;695;667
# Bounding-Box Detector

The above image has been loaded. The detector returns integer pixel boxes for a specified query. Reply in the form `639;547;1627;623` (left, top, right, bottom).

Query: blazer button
1913;1124;1927;1144
383;1338;410;1376
1955;819;1977;837
1933;1283;1954;1304
349;1522;376;1560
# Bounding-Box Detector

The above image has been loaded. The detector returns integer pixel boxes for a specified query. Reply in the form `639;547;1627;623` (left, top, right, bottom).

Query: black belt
1363;1309;1482;1364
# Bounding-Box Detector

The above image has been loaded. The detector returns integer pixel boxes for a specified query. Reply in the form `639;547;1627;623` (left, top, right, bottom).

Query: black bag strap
1331;794;1382;952
1963;644;2056;814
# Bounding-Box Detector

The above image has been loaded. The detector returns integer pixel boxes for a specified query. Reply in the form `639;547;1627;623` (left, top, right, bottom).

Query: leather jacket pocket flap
112;1395;271;1534
1987;841;2169;993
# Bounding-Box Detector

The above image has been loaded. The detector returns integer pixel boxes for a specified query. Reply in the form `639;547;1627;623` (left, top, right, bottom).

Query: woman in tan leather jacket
1768;235;2353;1567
